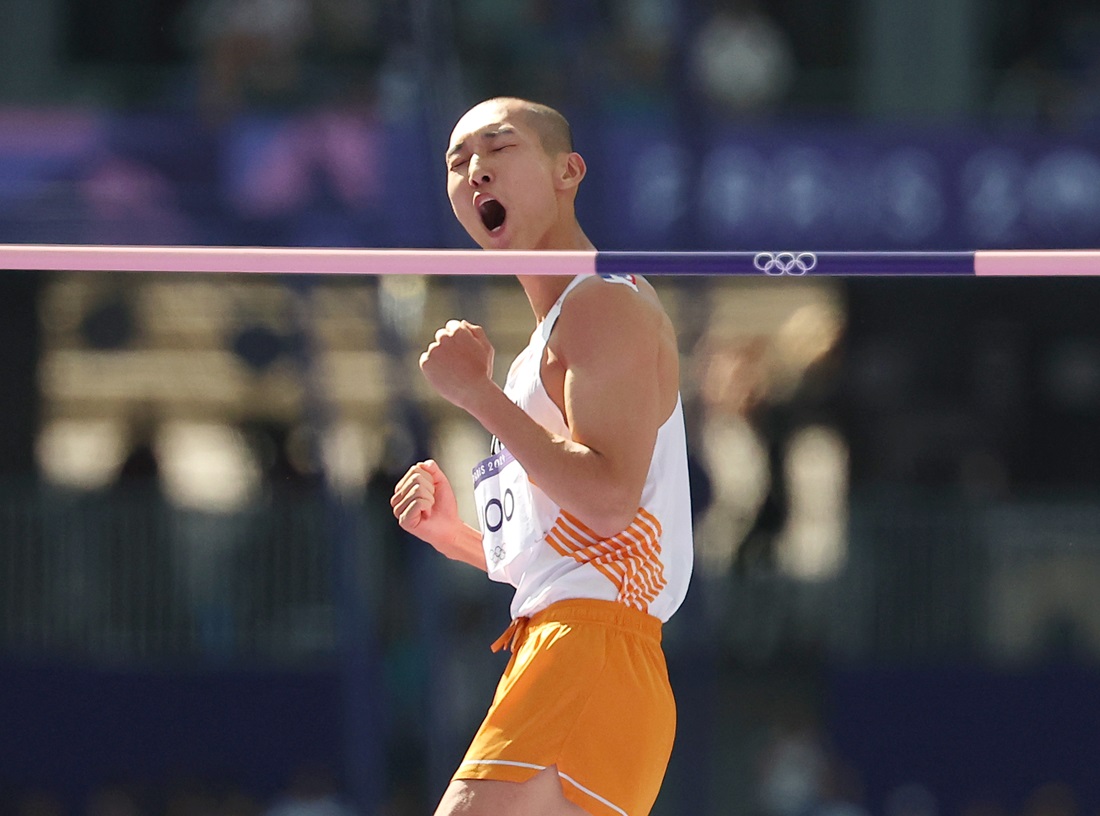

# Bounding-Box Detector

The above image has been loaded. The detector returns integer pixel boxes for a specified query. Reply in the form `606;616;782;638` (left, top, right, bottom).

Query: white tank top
471;274;694;622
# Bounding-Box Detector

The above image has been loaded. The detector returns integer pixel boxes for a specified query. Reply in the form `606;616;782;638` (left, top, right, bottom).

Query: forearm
465;386;638;538
447;522;489;571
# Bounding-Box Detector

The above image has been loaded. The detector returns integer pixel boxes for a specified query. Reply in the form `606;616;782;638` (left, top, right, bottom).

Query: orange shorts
453;598;676;816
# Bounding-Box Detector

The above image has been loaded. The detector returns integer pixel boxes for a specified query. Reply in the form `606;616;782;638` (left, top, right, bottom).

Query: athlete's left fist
420;319;496;410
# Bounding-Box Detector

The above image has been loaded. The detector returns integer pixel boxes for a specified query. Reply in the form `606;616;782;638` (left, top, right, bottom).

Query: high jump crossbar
1;245;1098;277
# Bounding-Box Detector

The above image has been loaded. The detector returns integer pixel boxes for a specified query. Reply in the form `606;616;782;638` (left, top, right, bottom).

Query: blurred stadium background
2;0;1100;815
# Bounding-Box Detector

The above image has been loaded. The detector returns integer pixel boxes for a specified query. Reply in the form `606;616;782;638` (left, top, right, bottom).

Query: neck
517;275;578;321
515;219;596;320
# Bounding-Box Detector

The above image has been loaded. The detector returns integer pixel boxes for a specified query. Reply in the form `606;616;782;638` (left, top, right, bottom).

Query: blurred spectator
600;0;678;114
450;0;539;101
756;716;829;816
220;788;261;816
264;765;357;816
990;54;1074;129
697;334;784;573
959;796;1010;816
448;0;609;111
221;109;385;247
163;777;218;816
1022;783;1079;816
226;420;335;658
696;302;844;575
105;413;174;653
884;783;939;816
807;760;871;816
689;0;795;117
1062;8;1100;126
529;0;614;110
307;0;387;104
249;422;324;498
15;791;65;816
80;154;195;246
990;4;1100;130
160;776;259;816
179;0;314;120
86;782;144;816
362;428;418;649
115;418;162;490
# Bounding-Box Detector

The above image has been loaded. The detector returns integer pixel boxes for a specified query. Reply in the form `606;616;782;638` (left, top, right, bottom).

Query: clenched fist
419;320;496;411
390;459;462;554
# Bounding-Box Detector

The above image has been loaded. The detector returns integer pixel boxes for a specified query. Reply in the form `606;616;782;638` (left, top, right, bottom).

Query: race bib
471;448;541;584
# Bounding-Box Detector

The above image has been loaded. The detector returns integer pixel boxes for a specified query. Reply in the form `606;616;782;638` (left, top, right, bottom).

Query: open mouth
477;198;507;233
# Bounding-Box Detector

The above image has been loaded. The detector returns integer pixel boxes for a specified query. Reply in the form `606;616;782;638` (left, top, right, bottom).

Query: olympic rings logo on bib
484;488;515;533
753;251;817;276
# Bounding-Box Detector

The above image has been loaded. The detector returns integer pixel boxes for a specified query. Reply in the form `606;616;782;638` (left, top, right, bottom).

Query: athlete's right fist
390;459;462;554
419;319;496;413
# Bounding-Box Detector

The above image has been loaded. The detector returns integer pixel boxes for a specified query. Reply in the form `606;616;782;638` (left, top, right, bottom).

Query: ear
555;152;587;191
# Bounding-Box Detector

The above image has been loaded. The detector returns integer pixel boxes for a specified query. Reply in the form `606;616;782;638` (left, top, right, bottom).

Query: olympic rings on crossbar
753;252;818;276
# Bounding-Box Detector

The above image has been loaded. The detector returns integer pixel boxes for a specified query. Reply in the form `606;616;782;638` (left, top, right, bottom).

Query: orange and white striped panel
544;508;667;612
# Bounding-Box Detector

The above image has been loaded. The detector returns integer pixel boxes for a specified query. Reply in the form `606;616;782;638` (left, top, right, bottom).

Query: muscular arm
422;283;672;539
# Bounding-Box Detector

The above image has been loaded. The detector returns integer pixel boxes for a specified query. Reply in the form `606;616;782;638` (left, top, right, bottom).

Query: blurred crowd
56;0;1100;130
0;766;370;816
63;0;816;120
750;721;1094;816
1;750;1094;816
988;0;1100;129
169;0;802;122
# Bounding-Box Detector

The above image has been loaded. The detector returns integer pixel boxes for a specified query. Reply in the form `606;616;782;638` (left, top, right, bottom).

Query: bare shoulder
550;275;680;417
553;275;674;354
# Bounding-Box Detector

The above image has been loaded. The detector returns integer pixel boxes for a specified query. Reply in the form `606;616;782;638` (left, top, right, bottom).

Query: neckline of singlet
537;274;591;340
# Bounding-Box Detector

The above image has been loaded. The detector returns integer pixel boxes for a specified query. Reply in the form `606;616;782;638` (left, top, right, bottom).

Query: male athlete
390;97;693;816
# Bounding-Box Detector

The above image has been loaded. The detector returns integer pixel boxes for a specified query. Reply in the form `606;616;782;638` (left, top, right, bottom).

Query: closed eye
449;158;468;171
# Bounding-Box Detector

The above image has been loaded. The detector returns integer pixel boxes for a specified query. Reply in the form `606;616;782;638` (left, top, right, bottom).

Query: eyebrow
447;126;516;159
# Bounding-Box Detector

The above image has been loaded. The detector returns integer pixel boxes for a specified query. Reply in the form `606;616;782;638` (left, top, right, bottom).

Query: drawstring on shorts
491;616;529;653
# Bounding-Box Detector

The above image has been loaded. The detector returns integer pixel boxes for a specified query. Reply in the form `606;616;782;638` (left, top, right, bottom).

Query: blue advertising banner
1;109;1097;252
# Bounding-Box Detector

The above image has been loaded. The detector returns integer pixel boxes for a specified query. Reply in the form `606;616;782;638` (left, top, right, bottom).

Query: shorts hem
453;760;630;816
559;770;631;816
452;758;545;785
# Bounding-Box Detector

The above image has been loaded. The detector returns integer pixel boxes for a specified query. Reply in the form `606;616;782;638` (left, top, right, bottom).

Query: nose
467;155;492;186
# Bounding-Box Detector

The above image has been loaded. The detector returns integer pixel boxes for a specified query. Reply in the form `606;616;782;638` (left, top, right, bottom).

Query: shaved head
477;97;574;156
